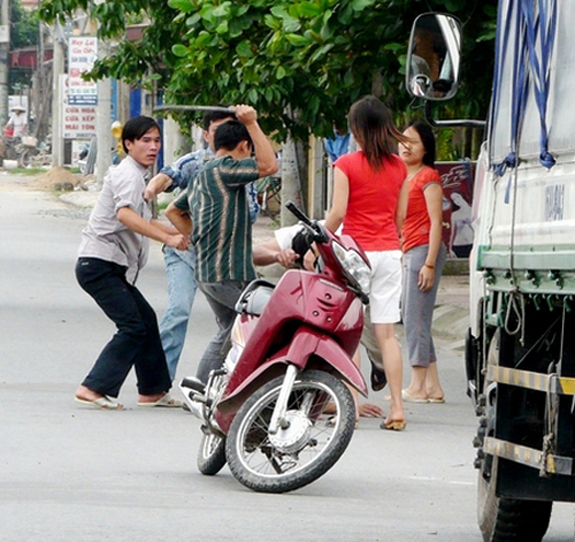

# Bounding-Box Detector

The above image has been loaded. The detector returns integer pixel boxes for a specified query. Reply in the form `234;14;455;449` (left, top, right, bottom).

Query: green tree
10;0;38;49
9;0;39;92
39;0;497;142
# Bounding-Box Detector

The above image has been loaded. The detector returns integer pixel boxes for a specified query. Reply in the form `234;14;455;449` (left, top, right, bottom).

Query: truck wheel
225;369;355;493
478;455;552;541
197;429;226;475
477;330;552;541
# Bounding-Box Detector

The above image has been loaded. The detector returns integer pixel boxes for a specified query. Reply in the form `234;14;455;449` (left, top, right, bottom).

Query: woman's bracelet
424;263;435;269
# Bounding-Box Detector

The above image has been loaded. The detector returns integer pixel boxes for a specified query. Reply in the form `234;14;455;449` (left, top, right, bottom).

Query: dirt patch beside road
0;166;89;192
30;166;84;191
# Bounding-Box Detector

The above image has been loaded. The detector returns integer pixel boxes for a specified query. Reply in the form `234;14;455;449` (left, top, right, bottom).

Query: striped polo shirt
175;155;260;283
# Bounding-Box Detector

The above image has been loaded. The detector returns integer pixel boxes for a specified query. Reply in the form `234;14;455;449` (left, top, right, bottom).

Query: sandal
75;395;124;410
380;418;406;431
137;393;183;408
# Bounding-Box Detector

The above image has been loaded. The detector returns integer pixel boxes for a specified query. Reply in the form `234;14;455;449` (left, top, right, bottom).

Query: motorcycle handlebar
285;201;311;225
285;201;329;244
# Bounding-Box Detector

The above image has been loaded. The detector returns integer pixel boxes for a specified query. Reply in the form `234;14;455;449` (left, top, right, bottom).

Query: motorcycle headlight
332;241;371;295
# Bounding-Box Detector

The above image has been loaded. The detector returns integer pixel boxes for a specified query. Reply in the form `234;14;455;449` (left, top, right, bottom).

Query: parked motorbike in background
0;133;51;168
180;202;371;493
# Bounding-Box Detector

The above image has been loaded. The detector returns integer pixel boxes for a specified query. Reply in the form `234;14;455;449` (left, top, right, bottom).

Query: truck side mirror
406;13;462;102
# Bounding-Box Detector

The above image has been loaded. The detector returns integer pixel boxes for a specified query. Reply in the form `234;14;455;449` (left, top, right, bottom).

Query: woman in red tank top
325;95;410;431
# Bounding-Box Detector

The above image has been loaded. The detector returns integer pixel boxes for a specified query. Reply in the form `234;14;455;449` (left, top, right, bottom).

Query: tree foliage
10;0;38;49
9;0;40;92
39;0;497;142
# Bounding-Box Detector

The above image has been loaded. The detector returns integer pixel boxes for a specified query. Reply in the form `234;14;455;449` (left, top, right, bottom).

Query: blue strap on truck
492;0;557;195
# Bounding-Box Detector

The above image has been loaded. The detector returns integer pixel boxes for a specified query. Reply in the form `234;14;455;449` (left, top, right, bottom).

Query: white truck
407;4;575;541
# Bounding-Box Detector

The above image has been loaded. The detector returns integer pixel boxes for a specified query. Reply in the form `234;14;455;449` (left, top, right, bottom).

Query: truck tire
477;455;552;541
477;330;552;541
225;369;355;493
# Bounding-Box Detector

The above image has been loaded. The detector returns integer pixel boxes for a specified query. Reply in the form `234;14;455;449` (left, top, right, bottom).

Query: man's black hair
122;116;161;154
213;120;253;152
202;105;236;131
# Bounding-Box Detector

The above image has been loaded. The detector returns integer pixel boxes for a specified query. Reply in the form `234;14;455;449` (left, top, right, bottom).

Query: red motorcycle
180;202;371;493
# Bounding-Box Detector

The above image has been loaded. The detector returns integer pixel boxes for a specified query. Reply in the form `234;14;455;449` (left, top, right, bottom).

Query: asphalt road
0;176;573;542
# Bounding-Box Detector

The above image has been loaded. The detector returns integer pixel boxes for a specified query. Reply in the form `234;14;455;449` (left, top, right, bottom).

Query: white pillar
0;0;9;127
95;40;112;184
51;29;65;167
163;116;187;164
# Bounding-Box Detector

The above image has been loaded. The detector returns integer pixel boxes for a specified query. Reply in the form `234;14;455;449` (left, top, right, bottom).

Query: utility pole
51;25;65;166
0;0;10;127
95;39;112;184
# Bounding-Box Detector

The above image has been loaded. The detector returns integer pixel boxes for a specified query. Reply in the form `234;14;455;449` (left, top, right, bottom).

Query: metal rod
424;101;486;129
152;105;233;114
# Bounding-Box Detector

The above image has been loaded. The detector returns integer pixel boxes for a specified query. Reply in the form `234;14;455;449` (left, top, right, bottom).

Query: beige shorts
365;250;402;324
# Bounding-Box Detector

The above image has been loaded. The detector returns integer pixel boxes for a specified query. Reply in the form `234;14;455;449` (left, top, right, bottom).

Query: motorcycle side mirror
406;12;462;102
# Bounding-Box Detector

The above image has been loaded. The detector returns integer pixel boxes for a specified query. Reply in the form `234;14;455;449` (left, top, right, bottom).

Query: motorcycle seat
238;279;275;316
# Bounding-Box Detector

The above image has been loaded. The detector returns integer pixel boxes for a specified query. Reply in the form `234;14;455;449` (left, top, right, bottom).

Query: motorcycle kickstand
268;364;298;435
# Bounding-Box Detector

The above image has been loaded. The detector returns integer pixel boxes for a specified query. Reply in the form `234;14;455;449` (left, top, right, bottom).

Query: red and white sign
68;36;98;105
61;74;97;139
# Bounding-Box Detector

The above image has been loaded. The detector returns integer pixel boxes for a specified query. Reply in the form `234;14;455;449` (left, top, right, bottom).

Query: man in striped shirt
167;104;277;384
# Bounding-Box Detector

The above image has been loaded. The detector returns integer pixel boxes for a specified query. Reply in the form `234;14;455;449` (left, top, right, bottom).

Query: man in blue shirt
323;124;350;163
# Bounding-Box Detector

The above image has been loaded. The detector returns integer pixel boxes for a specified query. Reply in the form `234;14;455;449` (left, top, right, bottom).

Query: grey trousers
401;243;447;368
196;280;248;383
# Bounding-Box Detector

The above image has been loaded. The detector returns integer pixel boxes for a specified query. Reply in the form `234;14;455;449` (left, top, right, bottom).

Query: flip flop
428;397;446;404
401;389;430;403
137;394;183;408
370;360;387;392
380;418;407;431
75;395;124;410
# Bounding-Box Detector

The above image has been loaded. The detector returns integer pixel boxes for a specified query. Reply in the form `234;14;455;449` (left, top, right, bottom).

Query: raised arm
234;105;278;178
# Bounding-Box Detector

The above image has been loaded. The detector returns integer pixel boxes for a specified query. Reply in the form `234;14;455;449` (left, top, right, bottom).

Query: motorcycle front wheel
197;428;226;475
226;369;356;493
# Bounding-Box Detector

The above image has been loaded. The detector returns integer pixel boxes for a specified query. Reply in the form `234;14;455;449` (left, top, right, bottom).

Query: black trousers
76;257;171;398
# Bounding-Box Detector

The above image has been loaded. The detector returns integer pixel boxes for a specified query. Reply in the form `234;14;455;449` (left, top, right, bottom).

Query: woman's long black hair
348;95;411;171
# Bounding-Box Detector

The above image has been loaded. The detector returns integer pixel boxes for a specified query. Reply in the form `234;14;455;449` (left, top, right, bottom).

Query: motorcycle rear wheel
197;429;226;475
18;148;32;168
226;369;356;493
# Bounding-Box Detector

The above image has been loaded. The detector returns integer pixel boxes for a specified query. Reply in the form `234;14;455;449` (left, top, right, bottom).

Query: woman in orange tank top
399;119;447;404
